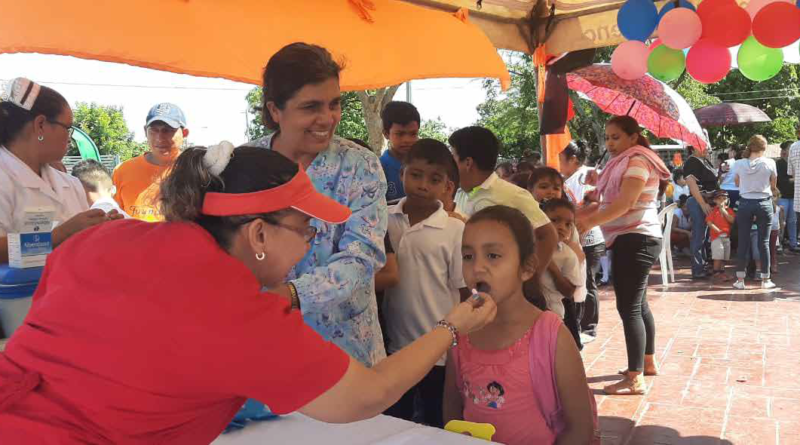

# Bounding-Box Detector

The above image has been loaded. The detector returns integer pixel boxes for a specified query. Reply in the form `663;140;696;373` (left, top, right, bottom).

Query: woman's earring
255;252;265;261
38;135;44;142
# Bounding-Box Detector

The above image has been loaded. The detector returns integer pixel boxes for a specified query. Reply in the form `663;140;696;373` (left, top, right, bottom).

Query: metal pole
406;81;413;103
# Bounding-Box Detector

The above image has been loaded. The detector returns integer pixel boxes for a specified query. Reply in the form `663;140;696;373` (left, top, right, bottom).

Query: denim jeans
581;243;605;337
736;198;773;279
778;198;796;248
686;196;709;276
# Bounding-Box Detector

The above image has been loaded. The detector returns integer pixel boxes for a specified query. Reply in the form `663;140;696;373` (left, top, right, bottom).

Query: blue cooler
0;265;43;338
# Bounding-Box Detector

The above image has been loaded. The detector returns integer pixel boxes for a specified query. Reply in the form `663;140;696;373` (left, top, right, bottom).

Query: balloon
612;41;649;80
617;0;659;42
658;0;696;19
648;45;686;82
746;0;793;20
658;8;702;49
648;38;663;52
697;0;738;18
700;2;751;47
687;39;732;83
752;2;800;48
737;36;784;81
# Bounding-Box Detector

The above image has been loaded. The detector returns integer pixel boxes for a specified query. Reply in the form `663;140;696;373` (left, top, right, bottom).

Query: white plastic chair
657;203;678;285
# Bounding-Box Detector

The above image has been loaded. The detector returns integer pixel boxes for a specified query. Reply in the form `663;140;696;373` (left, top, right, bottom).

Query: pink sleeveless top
452;312;561;445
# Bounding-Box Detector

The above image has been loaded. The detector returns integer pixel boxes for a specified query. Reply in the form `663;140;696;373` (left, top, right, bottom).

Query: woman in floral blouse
250;42;388;367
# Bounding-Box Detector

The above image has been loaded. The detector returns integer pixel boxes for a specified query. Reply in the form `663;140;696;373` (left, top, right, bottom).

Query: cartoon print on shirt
486;381;505;409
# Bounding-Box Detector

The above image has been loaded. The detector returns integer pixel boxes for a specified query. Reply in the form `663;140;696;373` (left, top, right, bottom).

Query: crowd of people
0;41;796;444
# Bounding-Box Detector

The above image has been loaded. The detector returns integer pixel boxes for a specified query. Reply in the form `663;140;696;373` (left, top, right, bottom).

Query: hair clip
1;78;41;111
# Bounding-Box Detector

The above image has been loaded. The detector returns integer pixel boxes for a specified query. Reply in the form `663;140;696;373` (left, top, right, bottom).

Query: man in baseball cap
112;103;190;221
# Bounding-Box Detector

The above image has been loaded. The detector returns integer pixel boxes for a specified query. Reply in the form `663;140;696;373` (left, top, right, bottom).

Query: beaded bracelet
436;319;458;348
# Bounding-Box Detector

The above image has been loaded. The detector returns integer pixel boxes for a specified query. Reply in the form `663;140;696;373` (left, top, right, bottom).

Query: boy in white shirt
71;160;130;218
383;139;469;428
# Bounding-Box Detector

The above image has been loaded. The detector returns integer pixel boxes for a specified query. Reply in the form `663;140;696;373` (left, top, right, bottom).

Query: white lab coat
0;146;89;237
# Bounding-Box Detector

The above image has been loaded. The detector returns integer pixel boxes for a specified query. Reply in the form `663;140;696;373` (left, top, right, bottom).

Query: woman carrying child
576;116;671;395
444;205;595;445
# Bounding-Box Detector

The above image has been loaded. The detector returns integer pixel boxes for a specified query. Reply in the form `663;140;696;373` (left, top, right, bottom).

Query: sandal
712;271;732;283
604;376;646;395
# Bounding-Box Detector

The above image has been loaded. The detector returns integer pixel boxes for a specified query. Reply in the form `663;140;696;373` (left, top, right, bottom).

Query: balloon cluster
613;0;796;83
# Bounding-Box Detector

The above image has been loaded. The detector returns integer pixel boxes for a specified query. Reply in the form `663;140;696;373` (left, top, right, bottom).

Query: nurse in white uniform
0;78;116;264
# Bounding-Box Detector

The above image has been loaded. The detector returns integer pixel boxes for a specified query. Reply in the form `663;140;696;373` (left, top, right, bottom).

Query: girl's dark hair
527;166;564;190
561;140;588;164
607;115;650;148
262;43;342;131
487;381;505;396
672;167;684;182
496;161;514;174
508;171;531;189
0;85;69;145
467;205;543;308
541;197;575;215
160;146;299;249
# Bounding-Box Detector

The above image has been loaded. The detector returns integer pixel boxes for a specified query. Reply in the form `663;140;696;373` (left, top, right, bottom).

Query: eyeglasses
266;220;318;243
48;120;74;138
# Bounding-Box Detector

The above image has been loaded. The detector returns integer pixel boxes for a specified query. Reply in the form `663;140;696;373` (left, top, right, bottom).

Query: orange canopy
0;0;510;91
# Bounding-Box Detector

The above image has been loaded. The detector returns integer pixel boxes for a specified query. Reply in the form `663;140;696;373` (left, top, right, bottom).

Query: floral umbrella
567;64;709;152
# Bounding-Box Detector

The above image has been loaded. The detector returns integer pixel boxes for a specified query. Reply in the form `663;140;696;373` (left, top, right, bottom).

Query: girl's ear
521;254;538;282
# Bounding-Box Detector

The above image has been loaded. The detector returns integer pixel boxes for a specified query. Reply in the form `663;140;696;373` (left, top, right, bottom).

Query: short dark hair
541;197;575;215
496;161;514;175
781;141;793;150
516;161;535;173
528;167;563;190
71;159;112;193
381;101;420;133
444;148;461;199
261;43;342;131
347;138;371;150
405;138;455;175
672;168;684;182
160;146;299;250
449;126;500;171
0;85;69;146
508;172;531;189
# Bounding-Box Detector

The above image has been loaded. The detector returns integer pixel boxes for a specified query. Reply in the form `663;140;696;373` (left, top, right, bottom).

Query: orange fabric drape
545;127;572;170
0;0;510;91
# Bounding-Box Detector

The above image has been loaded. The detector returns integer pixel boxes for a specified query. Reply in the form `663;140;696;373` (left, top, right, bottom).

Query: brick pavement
587;251;800;445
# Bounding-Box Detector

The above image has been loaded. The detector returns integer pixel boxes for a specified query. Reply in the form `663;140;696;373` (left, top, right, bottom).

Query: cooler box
0;265;43;338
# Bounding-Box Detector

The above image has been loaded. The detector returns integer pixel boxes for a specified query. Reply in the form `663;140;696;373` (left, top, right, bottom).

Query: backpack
529;312;600;445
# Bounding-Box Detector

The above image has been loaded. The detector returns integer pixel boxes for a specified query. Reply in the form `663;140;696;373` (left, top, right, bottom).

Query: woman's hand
699;200;712;215
584;169;598;186
444;293;497;335
53;209;110;246
576;216;594;235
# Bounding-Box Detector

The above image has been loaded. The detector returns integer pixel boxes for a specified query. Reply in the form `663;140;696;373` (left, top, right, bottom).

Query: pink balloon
745;0;793;20
686;39;731;83
658;8;703;49
612;41;650;80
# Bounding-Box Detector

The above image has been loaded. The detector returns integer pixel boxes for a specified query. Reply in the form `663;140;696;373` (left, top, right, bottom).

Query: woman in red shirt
0;143;496;444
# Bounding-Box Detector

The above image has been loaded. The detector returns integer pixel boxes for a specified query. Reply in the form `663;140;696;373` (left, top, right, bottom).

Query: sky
0;53;488;147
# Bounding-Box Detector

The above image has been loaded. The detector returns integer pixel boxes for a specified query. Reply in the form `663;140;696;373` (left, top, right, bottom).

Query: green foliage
244;87;368;143
71;103;146;161
476;52;540;160
419;117;450;142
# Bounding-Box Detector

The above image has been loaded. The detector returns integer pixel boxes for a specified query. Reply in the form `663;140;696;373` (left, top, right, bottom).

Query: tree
71;103;146;161
245;87;268;141
419;117;450;142
356;86;402;153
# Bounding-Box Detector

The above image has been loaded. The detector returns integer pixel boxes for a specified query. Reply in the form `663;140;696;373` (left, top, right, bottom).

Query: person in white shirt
382;140;469;428
70;160;130;218
671;168;690;203
733;135;778;290
0;78;117;264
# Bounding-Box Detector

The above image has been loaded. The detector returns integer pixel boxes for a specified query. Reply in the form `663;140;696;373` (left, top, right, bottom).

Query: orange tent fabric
0;0;510;91
545;127;572;171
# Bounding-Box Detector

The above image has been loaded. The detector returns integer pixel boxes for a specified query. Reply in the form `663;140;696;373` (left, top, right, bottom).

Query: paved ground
587;250;800;445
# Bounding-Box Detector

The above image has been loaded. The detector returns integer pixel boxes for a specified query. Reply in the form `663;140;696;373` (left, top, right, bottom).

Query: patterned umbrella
567;64;709;152
694;103;771;127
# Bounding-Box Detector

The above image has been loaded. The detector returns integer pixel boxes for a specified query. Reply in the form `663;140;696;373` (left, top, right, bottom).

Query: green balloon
738;36;783;82
647;45;686;82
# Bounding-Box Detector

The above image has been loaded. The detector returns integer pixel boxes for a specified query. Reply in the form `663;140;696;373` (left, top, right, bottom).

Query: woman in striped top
576;116;671;395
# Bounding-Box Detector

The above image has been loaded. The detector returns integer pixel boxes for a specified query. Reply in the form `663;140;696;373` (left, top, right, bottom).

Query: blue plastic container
0;265;43;337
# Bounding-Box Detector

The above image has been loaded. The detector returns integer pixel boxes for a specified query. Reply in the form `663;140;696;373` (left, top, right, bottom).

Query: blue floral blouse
251;134;388;366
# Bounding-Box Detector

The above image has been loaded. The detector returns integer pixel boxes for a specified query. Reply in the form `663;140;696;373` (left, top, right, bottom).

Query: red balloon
687;39;731;83
697;0;737;17
752;2;800;48
701;3;751;47
648;38;662;52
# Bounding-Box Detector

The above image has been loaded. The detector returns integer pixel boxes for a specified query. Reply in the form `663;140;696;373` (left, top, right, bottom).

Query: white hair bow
203;141;235;176
0;78;41;111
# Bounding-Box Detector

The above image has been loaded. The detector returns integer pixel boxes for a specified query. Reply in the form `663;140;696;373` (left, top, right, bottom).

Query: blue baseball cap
145;103;187;129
